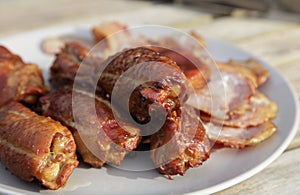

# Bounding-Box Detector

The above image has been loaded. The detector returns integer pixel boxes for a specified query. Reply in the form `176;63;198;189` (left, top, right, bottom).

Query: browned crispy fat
0;46;47;106
0;102;78;190
205;121;276;148
226;58;269;86
39;89;141;167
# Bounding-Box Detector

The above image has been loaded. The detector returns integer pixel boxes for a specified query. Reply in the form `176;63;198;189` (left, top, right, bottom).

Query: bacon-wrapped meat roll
0;46;47;106
39;89;141;167
0;102;78;190
150;106;210;176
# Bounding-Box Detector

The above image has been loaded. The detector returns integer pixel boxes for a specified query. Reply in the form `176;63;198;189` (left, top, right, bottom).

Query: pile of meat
0;21;277;190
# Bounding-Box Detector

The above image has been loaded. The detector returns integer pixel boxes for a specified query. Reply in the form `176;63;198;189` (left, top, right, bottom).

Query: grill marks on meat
0;46;47;106
39;89;141;167
0;102;78;190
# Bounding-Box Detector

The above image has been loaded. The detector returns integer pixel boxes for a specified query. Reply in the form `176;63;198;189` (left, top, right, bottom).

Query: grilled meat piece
50;44;211;175
0;102;78;190
39;89;141;167
98;47;210;175
0;46;47;106
150;106;210;176
50;42;97;90
98;47;188;124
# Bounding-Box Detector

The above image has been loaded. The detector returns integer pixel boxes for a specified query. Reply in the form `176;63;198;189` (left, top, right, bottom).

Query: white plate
0;24;299;195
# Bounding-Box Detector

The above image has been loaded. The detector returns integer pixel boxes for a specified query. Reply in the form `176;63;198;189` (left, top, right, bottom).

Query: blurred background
0;0;299;36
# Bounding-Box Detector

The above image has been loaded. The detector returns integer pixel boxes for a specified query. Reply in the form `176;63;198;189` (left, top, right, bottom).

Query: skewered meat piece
150;106;210;176
0;102;78;190
39;89;141;167
201;92;278;128
205;121;276;148
0;46;47;106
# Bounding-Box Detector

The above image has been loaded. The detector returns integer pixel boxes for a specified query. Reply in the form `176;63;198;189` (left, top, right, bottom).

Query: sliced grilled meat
205;121;276;148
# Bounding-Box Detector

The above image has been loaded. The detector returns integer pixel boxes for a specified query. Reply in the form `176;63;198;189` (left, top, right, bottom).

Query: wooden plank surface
0;0;212;37
237;27;300;66
277;60;300;151
189;16;297;42
277;60;300;96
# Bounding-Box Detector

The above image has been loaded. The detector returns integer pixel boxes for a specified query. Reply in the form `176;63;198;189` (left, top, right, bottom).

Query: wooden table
1;0;299;194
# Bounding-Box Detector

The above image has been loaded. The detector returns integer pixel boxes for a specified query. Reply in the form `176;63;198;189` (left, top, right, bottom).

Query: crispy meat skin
0;46;46;106
150;106;210;176
0;102;78;190
39;89;141;167
50;42;92;89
